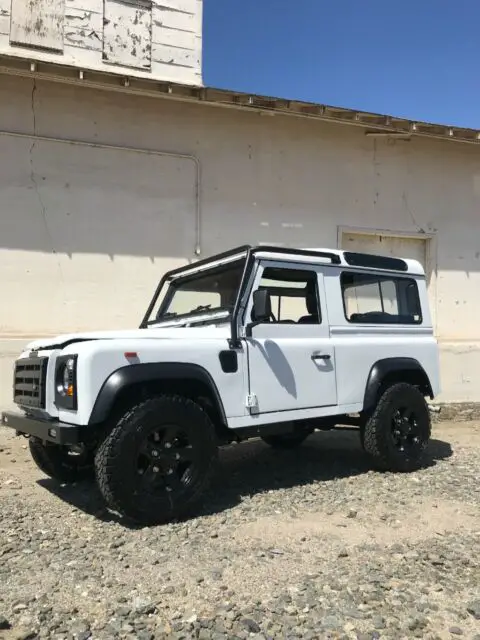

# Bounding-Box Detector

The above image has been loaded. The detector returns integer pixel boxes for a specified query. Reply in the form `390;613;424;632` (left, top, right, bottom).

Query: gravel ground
0;421;479;640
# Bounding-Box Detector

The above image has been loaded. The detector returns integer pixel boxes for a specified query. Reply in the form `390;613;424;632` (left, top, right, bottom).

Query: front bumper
1;411;82;445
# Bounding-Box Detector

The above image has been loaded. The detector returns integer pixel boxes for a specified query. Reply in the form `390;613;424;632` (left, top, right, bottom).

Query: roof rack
252;245;341;264
165;245;251;279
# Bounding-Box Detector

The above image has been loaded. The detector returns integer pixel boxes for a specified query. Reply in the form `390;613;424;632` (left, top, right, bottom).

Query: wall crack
29;79;65;284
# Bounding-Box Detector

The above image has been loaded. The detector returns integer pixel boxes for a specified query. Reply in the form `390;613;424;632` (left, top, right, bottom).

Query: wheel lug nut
152;450;158;457
167;468;174;475
165;443;172;449
153;466;159;473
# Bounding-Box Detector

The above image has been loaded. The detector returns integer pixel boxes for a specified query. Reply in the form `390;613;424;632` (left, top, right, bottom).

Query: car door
244;259;337;415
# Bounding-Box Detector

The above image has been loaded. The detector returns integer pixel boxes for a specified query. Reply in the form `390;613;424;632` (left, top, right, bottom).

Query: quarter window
341;272;422;324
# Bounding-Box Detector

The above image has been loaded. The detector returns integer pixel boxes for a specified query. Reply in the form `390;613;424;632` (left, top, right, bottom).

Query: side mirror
251;288;271;323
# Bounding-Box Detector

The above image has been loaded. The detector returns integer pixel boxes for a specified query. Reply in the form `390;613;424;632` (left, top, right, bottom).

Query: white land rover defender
1;245;439;524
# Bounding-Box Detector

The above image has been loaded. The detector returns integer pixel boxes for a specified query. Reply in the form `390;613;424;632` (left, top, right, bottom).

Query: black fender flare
88;362;227;425
363;357;433;413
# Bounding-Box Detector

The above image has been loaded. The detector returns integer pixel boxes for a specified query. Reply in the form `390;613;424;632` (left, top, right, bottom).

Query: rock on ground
0;421;479;640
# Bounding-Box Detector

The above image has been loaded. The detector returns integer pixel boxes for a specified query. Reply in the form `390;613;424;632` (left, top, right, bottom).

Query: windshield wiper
149;306;228;326
191;304;212;312
147;311;177;325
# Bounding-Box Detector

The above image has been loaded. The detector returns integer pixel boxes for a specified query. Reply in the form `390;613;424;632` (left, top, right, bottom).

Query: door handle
311;352;331;361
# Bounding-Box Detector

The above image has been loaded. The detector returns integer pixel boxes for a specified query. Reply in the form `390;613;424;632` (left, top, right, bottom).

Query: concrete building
0;0;479;415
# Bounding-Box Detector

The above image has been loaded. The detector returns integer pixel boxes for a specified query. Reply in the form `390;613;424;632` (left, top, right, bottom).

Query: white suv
1;245;440;524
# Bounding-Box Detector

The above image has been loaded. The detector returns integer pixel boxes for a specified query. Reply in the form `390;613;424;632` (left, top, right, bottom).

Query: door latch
311;352;331;361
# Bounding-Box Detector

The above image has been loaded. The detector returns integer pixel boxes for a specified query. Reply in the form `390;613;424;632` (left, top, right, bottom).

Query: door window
257;267;321;324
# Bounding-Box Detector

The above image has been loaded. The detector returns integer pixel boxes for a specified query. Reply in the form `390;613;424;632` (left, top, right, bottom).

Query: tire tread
95;394;218;524
29;439;93;483
362;382;431;472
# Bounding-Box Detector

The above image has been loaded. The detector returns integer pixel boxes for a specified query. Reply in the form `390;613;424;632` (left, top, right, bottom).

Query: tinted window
341;272;422;324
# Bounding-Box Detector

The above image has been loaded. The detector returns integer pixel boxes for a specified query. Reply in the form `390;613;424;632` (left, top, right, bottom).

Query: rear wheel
29;438;94;483
362;382;431;472
94;395;218;525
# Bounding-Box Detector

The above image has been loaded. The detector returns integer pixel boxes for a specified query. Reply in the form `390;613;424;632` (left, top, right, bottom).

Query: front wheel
362;382;431;472
94;395;218;525
29;438;94;483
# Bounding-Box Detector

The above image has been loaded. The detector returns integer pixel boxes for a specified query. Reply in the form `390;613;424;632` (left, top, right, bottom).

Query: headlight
55;355;78;410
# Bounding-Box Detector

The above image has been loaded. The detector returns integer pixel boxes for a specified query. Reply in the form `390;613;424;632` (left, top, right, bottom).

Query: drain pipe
0;129;203;257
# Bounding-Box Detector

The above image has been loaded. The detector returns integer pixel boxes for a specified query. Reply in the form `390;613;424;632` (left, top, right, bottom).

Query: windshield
147;258;246;325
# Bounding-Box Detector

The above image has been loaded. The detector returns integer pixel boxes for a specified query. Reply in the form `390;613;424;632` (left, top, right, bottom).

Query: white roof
263;247;426;276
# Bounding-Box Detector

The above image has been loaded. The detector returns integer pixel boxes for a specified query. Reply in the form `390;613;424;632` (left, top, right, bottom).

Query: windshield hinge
246;393;258;411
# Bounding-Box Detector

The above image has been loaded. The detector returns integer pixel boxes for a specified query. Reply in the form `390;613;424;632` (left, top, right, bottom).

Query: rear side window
341;272;422;324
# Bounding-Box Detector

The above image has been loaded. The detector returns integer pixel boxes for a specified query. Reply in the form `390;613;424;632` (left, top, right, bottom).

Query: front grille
14;356;48;409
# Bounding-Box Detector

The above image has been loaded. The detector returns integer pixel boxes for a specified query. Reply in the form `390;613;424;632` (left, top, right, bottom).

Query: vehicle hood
26;325;231;351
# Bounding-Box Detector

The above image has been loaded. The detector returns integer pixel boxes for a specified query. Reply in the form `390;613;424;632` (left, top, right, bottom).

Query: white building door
341;231;427;269
340;229;435;331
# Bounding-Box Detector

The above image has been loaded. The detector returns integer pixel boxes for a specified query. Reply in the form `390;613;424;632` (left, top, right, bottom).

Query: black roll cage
139;245;341;344
139;244;413;348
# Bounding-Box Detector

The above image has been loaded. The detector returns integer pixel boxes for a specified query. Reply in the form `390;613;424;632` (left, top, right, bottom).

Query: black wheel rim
135;425;197;497
390;407;426;454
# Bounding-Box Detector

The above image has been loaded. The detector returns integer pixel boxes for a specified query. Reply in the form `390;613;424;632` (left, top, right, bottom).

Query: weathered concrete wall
1;75;480;411
0;0;202;85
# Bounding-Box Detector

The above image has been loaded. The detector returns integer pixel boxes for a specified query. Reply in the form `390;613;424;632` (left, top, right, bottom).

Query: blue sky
203;0;479;128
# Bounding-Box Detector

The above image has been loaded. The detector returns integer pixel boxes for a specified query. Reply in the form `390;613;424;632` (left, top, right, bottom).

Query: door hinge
246;393;258;409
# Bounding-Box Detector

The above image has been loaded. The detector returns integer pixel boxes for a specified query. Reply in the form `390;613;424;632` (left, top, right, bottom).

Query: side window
341;272;422;324
257;267;321;324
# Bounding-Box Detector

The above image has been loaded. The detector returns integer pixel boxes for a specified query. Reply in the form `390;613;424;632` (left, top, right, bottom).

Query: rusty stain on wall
103;0;152;70
10;0;65;51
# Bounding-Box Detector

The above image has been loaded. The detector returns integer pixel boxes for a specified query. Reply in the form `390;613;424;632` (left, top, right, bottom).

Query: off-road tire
261;431;310;449
29;438;94;483
94;395;218;525
362;382;431;472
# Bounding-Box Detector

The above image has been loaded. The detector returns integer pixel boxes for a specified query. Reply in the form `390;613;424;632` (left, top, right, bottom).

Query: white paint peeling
66;0;102;13
10;0;65;51
65;7;103;31
152;42;198;68
103;0;152;70
151;22;197;48
153;6;198;32
153;0;197;13
65;26;102;51
0;15;9;35
0;0;203;85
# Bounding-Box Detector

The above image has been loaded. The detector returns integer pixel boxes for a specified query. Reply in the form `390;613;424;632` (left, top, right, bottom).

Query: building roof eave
0;53;478;146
